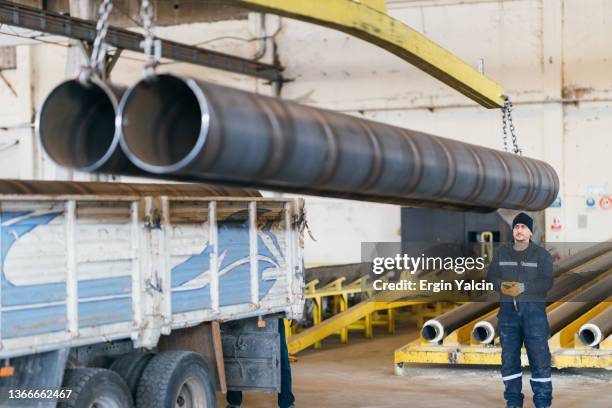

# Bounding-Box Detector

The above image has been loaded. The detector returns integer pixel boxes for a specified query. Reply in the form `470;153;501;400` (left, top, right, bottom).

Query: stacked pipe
578;305;612;347
38;74;559;213
545;273;612;338
420;241;612;343
471;250;612;344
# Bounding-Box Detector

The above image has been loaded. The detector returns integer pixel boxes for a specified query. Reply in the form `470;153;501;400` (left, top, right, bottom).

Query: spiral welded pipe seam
118;75;559;212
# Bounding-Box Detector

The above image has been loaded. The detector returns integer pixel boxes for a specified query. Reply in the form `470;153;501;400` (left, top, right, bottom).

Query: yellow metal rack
395;300;612;370
287;275;457;354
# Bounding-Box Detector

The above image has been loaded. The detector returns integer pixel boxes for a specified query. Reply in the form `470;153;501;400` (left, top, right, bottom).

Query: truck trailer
0;180;305;407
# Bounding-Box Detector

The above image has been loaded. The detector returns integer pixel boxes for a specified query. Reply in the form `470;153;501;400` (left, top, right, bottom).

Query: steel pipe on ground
546;273;612;337
117;74;559;212
578;305;612;347
471;251;612;344
420;241;612;342
36;78;140;175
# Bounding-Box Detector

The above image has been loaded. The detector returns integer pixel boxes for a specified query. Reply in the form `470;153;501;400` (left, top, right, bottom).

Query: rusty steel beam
109;74;558;212
420;241;612;343
0;0;282;81
0;179;260;198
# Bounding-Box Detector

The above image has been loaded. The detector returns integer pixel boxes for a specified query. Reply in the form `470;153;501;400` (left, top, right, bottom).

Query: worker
227;318;295;408
486;212;554;408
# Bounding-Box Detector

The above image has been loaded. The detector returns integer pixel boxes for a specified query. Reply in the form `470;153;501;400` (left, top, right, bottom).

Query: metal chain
501;96;522;155
140;0;161;78
501;101;509;152
79;0;113;83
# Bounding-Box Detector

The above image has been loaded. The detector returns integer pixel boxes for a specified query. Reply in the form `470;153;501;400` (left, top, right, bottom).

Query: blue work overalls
487;242;554;408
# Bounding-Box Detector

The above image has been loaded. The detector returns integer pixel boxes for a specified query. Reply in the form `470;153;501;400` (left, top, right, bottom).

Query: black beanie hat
512;212;534;233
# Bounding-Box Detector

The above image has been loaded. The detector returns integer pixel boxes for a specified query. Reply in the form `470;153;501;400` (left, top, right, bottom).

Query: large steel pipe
118;74;559;212
421;241;612;342
546;273;612;336
471;251;612;344
36;78;139;174
578;305;612;347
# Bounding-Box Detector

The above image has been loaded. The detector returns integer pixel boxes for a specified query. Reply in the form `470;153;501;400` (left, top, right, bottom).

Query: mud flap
221;317;281;393
0;348;69;407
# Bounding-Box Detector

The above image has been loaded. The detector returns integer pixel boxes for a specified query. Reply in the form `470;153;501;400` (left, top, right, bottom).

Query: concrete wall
278;0;612;249
0;0;610;265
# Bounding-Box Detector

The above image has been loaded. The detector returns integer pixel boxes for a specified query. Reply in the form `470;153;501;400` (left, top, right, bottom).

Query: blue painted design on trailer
171;220;281;313
172;287;211;313
78;276;132;299
2;304;67;338
0;211;28;224
78;297;132;328
1;211;66;306
261;220;284;259
171;244;214;288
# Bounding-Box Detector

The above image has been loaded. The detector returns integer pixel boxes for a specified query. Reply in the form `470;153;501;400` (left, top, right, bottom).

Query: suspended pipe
578;305;612;347
36;78;150;176
471;251;612;344
420;240;612;342
116;74;559;212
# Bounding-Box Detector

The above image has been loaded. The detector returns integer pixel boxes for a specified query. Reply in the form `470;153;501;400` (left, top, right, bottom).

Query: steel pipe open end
472;321;496;344
37;78;122;172
421;319;444;343
578;323;602;347
118;74;209;174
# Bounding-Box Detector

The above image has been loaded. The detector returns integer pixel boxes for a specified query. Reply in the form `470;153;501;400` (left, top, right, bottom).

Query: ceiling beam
0;0;283;82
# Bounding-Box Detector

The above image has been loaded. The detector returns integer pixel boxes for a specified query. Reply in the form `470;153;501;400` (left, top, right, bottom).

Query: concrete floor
217;327;612;408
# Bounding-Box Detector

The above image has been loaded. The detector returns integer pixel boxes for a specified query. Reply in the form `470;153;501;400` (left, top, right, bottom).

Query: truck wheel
109;352;154;396
135;351;216;408
59;368;133;408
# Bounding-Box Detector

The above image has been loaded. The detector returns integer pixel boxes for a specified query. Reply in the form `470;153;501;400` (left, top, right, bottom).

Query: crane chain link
501;96;522;155
79;0;114;84
140;0;161;78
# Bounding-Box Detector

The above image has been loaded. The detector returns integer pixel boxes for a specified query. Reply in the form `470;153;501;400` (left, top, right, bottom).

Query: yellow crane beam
228;0;505;108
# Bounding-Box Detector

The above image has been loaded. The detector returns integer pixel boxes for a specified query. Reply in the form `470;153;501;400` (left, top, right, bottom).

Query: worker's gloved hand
501;281;525;297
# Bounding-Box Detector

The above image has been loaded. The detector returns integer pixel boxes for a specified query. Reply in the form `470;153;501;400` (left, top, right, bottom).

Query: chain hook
78;0;114;85
140;0;160;79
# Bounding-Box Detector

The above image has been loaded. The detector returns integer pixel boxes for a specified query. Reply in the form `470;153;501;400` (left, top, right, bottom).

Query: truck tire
135;351;216;408
59;368;133;408
109;352;154;396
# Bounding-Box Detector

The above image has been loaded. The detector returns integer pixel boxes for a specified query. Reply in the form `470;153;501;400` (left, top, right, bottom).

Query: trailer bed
0;181;305;358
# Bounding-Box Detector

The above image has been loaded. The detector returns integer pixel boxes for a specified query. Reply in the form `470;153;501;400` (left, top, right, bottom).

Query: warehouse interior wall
0;0;610;264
